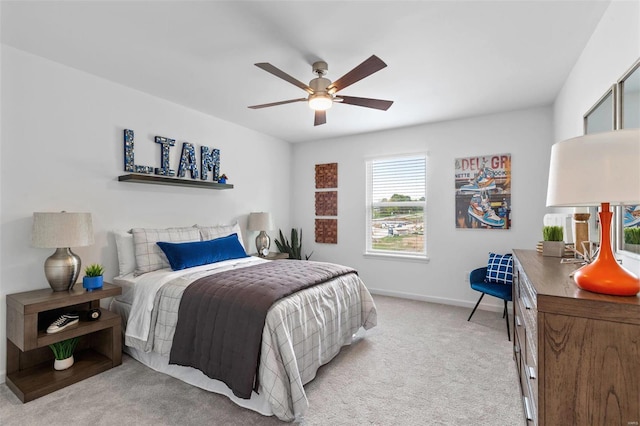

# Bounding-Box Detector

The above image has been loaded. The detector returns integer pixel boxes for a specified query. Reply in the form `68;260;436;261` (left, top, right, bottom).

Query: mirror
584;85;616;134
582;85;617;247
617;58;640;255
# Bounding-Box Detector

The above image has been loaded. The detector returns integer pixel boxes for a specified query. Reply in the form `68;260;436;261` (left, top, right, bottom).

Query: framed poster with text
455;153;511;229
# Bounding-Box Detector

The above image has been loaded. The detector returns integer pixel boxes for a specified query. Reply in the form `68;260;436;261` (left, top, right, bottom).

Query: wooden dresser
512;249;640;425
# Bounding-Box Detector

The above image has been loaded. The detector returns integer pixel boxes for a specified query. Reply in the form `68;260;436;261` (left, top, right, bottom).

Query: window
366;154;427;258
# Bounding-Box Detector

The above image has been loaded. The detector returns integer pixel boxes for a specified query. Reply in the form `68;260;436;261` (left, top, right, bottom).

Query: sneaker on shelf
46;313;80;334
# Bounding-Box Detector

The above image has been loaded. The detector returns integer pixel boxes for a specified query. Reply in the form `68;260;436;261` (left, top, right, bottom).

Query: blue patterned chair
467;253;513;340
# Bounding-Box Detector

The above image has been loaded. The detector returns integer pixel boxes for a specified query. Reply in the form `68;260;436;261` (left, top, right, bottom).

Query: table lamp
247;212;273;257
546;129;640;296
31;212;94;291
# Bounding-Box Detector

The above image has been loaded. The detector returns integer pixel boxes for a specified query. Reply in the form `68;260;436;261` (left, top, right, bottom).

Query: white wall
554;0;640;274
0;46;291;378
292;106;552;306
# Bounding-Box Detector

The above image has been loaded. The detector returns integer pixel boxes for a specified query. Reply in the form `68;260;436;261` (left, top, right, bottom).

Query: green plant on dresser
542;225;565;257
542;226;563;241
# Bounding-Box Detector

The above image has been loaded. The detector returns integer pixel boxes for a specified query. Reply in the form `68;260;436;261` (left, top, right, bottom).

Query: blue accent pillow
156;233;248;271
485;252;513;285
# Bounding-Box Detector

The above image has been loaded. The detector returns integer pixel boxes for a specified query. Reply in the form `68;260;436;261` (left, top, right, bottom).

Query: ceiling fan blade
337;96;394;111
255;63;314;94
314;110;327;126
326;55;387;94
248;98;307;109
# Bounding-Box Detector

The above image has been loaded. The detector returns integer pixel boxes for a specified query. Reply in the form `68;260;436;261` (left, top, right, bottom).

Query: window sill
618;249;640;261
363;252;430;263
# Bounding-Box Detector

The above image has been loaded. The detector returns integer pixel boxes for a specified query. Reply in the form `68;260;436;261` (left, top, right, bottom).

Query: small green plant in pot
49;337;79;370
82;263;104;291
542;226;565;257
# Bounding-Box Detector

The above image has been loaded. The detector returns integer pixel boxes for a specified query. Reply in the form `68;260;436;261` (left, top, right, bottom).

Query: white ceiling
1;1;610;143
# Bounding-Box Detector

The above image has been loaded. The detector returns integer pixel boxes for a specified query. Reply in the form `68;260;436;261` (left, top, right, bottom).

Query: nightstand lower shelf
6;347;113;402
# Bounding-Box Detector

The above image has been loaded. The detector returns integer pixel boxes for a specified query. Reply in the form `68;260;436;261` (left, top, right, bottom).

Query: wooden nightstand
5;283;122;402
251;252;290;260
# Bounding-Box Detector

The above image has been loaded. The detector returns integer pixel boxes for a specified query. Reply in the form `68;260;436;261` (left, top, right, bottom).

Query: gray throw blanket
168;260;357;399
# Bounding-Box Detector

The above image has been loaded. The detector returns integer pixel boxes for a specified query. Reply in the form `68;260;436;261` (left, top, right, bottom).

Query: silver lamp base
44;247;81;291
255;231;271;257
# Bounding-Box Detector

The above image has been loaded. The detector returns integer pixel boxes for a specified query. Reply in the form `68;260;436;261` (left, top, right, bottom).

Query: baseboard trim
368;288;506;313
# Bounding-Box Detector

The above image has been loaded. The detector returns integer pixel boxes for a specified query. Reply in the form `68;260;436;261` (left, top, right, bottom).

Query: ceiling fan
248;55;394;126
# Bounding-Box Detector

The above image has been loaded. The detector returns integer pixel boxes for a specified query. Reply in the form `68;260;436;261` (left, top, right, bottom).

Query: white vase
54;355;74;371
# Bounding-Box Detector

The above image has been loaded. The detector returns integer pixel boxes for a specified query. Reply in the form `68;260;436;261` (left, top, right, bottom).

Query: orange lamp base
574;203;640;297
574;258;640;296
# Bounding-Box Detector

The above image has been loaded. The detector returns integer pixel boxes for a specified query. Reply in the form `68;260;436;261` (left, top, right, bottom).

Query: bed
108;224;377;422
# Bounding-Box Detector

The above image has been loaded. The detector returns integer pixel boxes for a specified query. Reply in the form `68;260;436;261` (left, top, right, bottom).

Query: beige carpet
0;295;523;425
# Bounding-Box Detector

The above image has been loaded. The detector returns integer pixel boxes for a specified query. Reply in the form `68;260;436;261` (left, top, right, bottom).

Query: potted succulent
82;263;104;291
49;337;79;370
218;173;228;184
542;226;565;257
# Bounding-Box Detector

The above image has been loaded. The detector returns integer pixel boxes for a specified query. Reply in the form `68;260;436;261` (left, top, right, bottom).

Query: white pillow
131;227;201;276
113;230;136;276
196;222;245;250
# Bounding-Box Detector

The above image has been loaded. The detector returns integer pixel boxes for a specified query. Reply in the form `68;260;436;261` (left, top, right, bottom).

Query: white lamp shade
32;212;95;248
546;129;640;207
247;212;273;231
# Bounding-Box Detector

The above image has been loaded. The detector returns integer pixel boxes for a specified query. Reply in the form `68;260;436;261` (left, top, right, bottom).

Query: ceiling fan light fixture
250;55;392;125
308;93;333;111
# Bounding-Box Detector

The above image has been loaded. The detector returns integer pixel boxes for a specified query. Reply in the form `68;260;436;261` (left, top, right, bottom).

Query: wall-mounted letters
123;129;221;182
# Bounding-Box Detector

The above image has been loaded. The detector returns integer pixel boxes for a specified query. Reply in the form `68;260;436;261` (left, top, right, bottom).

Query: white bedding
124;256;266;342
112;273;136;304
116;257;377;421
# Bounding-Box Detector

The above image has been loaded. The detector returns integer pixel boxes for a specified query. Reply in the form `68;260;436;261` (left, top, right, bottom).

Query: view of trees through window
368;156;426;255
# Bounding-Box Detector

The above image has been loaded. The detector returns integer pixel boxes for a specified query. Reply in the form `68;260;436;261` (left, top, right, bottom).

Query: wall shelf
118;174;234;190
